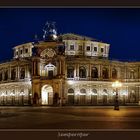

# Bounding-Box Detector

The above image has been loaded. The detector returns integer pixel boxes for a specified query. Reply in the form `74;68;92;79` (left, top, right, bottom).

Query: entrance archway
41;85;53;105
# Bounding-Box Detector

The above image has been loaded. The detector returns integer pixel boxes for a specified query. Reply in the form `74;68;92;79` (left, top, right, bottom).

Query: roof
59;33;101;42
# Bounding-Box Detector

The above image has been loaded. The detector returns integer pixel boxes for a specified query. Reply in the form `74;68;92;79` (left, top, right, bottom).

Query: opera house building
0;23;140;106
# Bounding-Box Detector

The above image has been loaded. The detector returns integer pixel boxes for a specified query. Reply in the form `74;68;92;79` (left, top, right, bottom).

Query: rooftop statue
43;22;58;41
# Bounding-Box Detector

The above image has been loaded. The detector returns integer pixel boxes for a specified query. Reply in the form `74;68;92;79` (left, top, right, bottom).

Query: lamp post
112;81;122;110
29;93;32;105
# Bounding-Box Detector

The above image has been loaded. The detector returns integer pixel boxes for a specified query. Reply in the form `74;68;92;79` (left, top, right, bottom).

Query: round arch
41;85;53;105
102;89;108;105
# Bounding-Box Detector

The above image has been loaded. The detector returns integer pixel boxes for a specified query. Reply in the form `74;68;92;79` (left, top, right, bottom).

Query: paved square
1;106;140;129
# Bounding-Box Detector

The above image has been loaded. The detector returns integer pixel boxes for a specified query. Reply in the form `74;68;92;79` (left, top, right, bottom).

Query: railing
0;78;31;84
66;77;140;82
122;79;140;82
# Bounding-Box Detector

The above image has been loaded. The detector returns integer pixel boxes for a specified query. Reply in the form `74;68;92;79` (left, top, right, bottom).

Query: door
68;95;74;105
48;70;53;79
91;95;97;105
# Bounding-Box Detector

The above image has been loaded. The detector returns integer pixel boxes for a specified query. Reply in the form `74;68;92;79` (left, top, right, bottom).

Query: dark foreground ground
1;106;140;129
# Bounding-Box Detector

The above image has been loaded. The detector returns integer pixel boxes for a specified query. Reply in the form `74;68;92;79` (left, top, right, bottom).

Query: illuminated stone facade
0;32;140;106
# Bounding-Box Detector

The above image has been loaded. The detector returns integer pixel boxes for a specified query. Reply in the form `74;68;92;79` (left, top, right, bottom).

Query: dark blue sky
0;8;140;61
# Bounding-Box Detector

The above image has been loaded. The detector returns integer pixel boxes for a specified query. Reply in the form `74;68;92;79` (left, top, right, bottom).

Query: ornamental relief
40;48;56;59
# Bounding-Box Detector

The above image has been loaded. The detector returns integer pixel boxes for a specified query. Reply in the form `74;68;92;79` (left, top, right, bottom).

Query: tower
32;22;65;106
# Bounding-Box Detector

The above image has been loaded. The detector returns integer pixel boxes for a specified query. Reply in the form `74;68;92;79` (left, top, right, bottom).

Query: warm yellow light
67;80;74;85
10;92;15;96
41;85;53;105
112;81;122;88
53;34;57;39
1;93;5;97
42;90;48;105
19;92;25;96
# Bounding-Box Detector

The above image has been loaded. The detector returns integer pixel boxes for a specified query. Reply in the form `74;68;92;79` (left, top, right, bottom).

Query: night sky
0;8;140;62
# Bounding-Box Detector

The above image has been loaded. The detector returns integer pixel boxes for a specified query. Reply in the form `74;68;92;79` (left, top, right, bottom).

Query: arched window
67;66;74;78
102;67;109;79
45;63;56;79
68;88;74;93
112;68;117;79
67;88;74;105
130;70;135;79
20;68;25;79
102;89;108;104
103;89;107;95
11;69;16;80
79;66;86;78
80;88;86;93
91;67;98;78
4;70;8;81
130;90;136;102
91;89;98;104
92;89;97;94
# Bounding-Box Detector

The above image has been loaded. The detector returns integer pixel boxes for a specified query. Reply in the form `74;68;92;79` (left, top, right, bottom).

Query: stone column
59;59;61;75
37;60;40;76
77;64;79;80
65;63;67;79
76;64;78;77
98;65;100;79
22;47;24;57
108;65;111;79
105;45;107;55
59;80;63;106
2;69;4;81
138;85;140;105
117;67;120;79
88;64;91;80
138;67;140;80
25;65;28;78
126;85;129;103
16;65;19;79
98;84;102;104
33;59;38;76
29;47;32;57
62;58;65;77
99;65;102;80
9;65;11;80
124;66;127;79
18;65;20;79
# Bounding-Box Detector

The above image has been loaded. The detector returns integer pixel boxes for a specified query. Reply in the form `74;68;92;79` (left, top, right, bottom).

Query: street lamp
29;93;32;105
112;81;122;110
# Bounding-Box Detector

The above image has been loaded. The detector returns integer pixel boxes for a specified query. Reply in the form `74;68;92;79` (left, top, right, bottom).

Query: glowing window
80;89;86;93
68;88;74;93
79;66;86;78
